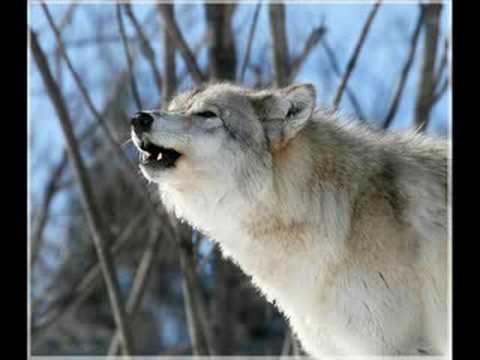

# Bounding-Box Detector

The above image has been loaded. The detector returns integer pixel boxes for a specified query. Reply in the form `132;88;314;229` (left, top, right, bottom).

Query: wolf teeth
157;153;163;160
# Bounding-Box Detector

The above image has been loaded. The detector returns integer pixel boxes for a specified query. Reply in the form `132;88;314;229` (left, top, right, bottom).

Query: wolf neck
222;122;352;284
168;119;355;310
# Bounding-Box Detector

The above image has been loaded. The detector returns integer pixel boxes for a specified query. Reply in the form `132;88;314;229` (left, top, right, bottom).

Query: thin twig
333;0;382;108
42;4;121;146
57;3;77;30
428;75;449;109
414;2;443;132
31;210;147;338
159;3;177;102
116;3;143;109
52;3;77;85
434;37;449;88
158;4;206;85
269;1;290;87
45;10;158;53
31;71;130;241
123;3;163;94
108;224;161;356
30;156;68;266
177;225;212;355
42;3;178;240
43;2;159;206
240;2;262;82
382;5;426;129
159;33;208;107
321;38;366;120
30;28;135;356
49;35;138;50
289;25;327;82
31;112;116;264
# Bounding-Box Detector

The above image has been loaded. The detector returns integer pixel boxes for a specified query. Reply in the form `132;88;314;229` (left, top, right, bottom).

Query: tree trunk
205;4;237;81
268;2;290;87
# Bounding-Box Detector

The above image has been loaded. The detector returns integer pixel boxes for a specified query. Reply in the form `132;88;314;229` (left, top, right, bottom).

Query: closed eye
195;111;217;118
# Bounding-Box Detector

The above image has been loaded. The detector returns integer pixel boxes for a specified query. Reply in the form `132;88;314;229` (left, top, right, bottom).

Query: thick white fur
133;83;448;357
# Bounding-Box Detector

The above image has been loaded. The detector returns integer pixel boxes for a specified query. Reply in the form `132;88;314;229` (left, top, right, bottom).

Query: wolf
130;83;448;357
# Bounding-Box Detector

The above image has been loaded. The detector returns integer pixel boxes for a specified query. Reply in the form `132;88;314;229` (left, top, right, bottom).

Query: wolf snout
131;111;154;134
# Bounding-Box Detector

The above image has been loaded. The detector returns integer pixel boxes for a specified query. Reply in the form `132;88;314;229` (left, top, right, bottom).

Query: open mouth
138;139;182;169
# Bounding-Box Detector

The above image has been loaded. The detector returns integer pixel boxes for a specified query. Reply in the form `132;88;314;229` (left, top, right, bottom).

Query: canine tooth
157;153;163;160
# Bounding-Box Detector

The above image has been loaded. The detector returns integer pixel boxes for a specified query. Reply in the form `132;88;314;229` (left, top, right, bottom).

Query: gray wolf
130;83;448;356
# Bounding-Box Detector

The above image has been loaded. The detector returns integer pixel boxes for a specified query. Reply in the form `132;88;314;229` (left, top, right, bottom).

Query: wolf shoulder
310;113;448;240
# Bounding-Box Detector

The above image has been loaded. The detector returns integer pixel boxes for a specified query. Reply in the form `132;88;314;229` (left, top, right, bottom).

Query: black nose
131;112;154;132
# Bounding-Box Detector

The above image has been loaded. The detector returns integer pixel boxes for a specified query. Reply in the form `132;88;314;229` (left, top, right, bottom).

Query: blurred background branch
30;28;135;355
383;4;426;129
269;2;290;87
332;0;381;108
117;3;144;110
158;3;205;85
414;2;443;132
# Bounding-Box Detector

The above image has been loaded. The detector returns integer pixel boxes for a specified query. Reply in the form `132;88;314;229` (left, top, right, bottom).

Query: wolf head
131;83;316;204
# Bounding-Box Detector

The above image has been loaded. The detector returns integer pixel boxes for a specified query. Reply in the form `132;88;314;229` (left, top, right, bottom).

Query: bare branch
32;70;129;209
414;3;443;132
321;39;366;121
382;6;426;129
30;28;135;355
428;75;450;109
42;3;164;219
158;4;206;85
57;3;77;30
31;210;147;338
30;155;67;266
159;3;177;102
123;3;163;94
161;33;208;107
332;0;382;108
52;3;77;85
108;225;161;356
42;4;122;146
240;2;262;82
49;35;138;50
30;70;130;266
42;4;180;240
434;37;449;87
269;1;290;87
116;3;144;109
46;11;158;53
177;227;213;355
289;25;327;82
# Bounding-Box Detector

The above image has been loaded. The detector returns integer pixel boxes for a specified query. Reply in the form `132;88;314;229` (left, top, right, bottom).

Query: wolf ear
253;84;316;148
